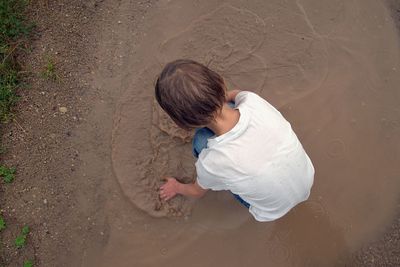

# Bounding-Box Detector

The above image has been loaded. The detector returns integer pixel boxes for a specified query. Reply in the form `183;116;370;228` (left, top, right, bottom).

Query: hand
159;177;181;201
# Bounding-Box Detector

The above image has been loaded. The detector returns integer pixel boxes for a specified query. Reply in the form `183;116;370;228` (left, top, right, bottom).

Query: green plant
0;216;5;231
22;225;29;235
41;56;59;81
0;0;31;41
23;260;33;267
0;0;32;122
15;235;25;248
0;165;16;183
0;61;20;122
15;225;30;248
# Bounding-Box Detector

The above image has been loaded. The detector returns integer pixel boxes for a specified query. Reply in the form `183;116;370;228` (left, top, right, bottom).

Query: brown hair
155;59;226;130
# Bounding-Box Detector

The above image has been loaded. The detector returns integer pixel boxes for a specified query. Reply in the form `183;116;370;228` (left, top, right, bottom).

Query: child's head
155;59;226;130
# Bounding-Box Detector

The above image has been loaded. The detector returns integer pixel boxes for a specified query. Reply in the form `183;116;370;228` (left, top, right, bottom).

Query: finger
160;184;168;190
160;192;169;200
165;194;174;201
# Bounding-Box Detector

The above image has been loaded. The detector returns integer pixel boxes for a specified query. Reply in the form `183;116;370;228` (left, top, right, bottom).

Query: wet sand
81;0;400;266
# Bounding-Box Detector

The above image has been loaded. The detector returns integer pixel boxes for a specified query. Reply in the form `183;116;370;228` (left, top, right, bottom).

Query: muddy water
85;0;400;266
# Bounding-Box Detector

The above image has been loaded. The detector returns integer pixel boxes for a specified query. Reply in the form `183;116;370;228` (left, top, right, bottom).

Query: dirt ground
0;1;144;265
0;0;399;266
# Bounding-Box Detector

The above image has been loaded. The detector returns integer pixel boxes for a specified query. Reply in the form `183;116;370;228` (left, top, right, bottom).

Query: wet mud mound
112;71;196;217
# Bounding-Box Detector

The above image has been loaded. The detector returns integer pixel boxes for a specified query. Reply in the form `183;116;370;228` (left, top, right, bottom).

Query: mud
112;80;196;217
86;0;400;266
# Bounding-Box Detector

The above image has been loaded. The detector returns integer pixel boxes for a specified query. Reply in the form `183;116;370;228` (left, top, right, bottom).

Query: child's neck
207;103;240;136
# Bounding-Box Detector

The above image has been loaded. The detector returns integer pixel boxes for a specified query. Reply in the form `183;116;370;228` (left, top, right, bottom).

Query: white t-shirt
196;91;315;222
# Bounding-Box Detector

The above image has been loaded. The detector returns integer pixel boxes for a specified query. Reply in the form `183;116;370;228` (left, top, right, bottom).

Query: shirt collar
207;106;250;147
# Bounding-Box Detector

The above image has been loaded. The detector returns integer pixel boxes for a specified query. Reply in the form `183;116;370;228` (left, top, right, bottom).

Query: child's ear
223;79;227;90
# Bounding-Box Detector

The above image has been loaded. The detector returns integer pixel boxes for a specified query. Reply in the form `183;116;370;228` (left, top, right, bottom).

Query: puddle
85;0;400;266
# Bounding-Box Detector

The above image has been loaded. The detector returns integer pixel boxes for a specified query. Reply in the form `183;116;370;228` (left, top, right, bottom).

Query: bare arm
226;89;242;102
159;177;208;201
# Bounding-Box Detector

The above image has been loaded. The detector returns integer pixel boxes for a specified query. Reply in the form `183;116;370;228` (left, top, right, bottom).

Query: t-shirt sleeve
235;91;279;115
234;91;249;106
195;159;228;191
235;91;264;107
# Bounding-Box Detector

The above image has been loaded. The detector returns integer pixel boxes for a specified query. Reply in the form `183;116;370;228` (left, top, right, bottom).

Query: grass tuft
0;165;16;183
0;0;31;123
0;216;5;231
15;225;30;248
41;56;59;81
0;0;31;40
